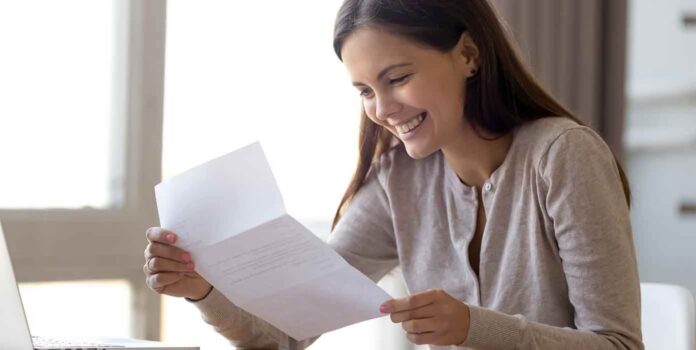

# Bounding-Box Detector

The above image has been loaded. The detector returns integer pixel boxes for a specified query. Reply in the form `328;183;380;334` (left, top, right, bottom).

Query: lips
395;112;427;135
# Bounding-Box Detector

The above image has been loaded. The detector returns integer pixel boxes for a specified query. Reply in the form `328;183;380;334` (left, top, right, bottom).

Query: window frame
0;0;167;340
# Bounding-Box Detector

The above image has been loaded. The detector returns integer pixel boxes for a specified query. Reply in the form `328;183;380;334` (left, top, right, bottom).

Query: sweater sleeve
462;127;644;350
187;162;398;349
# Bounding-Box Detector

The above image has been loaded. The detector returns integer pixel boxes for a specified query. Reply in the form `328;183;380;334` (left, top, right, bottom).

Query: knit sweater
190;116;643;350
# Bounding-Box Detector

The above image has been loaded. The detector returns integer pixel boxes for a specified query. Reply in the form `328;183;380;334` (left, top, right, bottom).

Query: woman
143;0;643;349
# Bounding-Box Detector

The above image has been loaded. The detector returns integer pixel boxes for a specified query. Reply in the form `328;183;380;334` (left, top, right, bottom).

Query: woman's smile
394;112;426;134
394;112;427;141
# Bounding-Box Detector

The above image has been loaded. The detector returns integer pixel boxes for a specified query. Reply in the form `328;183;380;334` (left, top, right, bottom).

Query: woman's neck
441;125;514;189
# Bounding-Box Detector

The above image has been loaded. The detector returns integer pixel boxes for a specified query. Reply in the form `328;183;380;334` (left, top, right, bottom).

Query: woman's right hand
143;227;212;300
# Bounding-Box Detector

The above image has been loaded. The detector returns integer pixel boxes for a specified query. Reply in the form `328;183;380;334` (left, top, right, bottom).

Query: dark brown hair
331;0;631;229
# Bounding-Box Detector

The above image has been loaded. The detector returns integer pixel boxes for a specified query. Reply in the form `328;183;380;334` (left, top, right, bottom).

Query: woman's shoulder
511;116;622;193
516;116;585;145
514;116;606;165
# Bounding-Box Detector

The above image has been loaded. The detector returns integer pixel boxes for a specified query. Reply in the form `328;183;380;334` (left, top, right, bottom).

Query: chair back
641;282;696;350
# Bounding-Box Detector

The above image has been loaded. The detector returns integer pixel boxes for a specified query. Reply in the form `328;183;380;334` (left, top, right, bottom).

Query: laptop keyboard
32;335;125;349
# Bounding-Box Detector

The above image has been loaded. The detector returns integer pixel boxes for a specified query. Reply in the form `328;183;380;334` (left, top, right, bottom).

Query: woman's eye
359;88;373;97
389;74;410;85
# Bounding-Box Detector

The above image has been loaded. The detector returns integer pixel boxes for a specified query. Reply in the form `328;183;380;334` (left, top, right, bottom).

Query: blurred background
0;0;694;349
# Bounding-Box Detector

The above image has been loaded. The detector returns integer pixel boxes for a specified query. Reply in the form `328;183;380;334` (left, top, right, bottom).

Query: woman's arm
189;287;320;349
462;126;643;350
189;288;286;349
188;161;398;349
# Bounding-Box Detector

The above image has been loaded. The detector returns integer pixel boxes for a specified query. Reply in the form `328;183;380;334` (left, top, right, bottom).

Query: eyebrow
352;62;413;86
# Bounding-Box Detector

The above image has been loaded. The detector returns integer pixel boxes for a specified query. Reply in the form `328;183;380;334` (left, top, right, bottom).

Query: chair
641;282;696;350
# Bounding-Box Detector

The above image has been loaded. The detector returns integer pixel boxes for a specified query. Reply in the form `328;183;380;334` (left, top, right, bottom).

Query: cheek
432;82;465;122
425;67;466;110
408;76;454;110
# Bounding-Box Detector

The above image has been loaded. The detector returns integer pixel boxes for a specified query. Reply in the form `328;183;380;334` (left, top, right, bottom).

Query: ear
453;31;480;77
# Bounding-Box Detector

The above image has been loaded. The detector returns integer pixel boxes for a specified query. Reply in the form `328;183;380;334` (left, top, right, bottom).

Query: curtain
491;0;628;161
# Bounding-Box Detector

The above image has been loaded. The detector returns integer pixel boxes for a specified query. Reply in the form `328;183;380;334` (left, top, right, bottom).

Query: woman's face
341;27;477;159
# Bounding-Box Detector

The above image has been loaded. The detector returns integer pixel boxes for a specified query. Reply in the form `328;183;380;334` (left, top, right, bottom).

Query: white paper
155;142;392;341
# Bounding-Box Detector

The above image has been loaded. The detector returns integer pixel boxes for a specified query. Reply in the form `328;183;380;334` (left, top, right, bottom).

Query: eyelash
359;74;411;98
388;74;410;85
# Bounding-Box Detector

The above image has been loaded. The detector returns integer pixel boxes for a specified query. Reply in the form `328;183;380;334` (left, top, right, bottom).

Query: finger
146;272;182;292
406;331;438;346
144;241;192;263
145;227;178;244
391;303;437;323
146;257;195;274
401;318;438;334
382;289;438;313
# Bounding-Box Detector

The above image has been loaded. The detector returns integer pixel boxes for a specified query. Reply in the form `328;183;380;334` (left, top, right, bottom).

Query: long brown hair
331;0;631;230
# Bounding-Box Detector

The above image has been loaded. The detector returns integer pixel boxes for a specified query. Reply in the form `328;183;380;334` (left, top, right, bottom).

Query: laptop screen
0;221;35;350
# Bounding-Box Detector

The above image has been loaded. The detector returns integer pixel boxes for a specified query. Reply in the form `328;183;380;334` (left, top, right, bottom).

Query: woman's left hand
380;289;471;346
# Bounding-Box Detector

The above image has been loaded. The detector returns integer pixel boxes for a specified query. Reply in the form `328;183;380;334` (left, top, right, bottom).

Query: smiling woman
156;1;643;350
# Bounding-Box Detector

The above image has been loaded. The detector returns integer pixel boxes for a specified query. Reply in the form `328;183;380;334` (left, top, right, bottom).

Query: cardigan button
484;182;493;192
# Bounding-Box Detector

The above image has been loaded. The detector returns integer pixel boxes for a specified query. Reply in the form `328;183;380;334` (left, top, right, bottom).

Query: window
0;0;116;209
19;280;131;338
161;296;231;349
161;0;359;224
2;1;421;347
1;0;167;342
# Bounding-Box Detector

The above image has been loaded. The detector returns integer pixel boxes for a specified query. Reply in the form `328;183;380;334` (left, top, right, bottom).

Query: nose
374;93;401;122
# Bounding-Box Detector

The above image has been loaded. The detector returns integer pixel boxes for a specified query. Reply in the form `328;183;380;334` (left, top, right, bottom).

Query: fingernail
187;262;195;270
166;233;175;242
379;304;388;314
182;253;190;262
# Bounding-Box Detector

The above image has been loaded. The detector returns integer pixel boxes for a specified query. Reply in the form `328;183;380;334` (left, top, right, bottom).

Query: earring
470;68;477;76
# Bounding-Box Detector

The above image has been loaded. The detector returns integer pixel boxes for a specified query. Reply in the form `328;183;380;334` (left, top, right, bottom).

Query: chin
403;143;438;159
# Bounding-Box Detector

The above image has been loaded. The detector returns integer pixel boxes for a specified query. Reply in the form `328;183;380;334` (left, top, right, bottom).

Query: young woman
143;0;643;349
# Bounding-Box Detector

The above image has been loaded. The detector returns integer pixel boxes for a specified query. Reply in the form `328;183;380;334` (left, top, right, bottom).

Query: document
155;142;392;341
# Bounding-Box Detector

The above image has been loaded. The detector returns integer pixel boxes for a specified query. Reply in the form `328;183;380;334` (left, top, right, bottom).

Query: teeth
396;113;425;134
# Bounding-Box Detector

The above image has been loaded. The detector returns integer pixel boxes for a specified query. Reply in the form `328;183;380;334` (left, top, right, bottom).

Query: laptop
0;221;199;350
